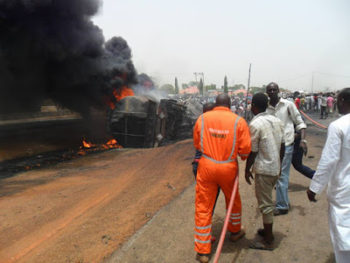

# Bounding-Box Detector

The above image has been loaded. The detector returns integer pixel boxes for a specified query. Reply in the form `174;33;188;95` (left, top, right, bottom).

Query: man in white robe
307;87;350;263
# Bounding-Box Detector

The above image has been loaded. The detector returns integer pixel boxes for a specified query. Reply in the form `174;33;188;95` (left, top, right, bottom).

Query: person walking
307;88;350;263
291;130;315;179
245;93;285;250
193;94;251;263
265;82;307;215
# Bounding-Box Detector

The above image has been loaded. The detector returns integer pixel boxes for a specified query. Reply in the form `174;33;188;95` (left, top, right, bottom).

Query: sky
92;0;350;92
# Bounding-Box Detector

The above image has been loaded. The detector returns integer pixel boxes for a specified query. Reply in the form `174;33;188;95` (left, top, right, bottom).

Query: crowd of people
191;84;350;263
286;91;338;119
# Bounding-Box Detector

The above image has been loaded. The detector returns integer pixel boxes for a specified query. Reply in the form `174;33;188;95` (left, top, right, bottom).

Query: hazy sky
93;0;350;92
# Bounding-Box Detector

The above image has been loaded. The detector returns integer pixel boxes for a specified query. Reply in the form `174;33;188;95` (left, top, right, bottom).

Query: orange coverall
193;106;251;254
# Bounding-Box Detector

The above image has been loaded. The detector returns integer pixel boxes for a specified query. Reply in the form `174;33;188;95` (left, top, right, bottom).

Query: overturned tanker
109;96;200;148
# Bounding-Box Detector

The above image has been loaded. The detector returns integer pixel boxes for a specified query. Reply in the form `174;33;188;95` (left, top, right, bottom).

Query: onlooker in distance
300;96;306;111
320;93;328;119
265;82;307;216
317;94;322;112
294;92;301;110
307;88;350;263
245;93;285;250
327;93;334;115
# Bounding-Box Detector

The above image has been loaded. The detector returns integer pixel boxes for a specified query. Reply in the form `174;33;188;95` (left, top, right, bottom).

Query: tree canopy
160;84;175;94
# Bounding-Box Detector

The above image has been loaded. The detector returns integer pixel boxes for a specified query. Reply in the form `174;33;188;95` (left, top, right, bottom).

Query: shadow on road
324;252;335;263
289;182;308;192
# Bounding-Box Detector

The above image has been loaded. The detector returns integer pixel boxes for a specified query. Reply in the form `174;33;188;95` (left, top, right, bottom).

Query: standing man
245;93;285;250
307;88;350;263
320;93;328;119
265;82;307;215
193;94;251;263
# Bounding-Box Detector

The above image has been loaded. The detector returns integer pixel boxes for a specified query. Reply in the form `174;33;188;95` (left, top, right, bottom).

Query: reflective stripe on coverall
193;106;251;254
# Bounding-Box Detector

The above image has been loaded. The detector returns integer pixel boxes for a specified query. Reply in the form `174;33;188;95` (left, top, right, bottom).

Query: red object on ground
299;110;328;129
213;175;239;263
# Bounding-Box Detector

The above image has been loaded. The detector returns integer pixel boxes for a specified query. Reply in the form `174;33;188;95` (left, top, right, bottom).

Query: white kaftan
310;113;350;251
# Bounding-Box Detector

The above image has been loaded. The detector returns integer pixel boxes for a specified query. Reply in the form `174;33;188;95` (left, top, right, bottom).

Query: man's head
203;102;215;113
266;82;279;101
215;93;231;108
337;88;350;115
293;91;300;99
251;93;268;115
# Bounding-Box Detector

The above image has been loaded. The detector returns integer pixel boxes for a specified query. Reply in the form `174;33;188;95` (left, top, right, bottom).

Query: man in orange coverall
193;94;251;263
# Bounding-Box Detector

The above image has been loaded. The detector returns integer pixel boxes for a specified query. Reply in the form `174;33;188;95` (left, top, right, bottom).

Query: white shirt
266;98;306;146
249;112;285;176
310;113;350;250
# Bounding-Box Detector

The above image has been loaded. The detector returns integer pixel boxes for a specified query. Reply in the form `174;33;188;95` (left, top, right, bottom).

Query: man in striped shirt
245;93;285;250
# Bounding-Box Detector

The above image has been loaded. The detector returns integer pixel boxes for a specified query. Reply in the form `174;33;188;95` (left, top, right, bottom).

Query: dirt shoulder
0;139;195;263
106;125;335;263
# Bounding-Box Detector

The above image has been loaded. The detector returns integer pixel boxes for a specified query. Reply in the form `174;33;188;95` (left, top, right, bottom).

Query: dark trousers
320;106;328;119
292;139;315;179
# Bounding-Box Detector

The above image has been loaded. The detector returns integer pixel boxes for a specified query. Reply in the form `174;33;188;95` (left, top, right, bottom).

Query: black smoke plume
0;0;137;116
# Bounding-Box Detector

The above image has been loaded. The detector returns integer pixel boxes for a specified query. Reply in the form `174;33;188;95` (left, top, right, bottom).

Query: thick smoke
0;0;137;116
133;73;166;102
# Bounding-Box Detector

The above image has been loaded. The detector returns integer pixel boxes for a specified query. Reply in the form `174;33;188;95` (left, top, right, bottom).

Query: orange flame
113;86;134;102
105;139;122;149
107;85;134;110
80;138;122;155
82;139;95;148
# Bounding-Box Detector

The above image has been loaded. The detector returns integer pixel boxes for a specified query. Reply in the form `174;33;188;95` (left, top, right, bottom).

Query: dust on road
0;113;338;263
107;124;335;263
0;139;194;263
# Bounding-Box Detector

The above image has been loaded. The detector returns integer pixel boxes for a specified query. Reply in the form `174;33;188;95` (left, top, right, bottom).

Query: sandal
249;240;274;251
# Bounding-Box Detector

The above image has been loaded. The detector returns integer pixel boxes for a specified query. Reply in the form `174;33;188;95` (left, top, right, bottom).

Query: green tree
189;81;198;87
198;79;204;95
250;86;265;94
160;84;175;94
224;76;228;94
205;84;217;91
175;77;179;94
237;92;245;99
232;84;246;91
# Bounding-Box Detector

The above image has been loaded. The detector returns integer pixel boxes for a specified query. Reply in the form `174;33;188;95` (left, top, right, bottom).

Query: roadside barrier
213;174;239;263
299;110;328;130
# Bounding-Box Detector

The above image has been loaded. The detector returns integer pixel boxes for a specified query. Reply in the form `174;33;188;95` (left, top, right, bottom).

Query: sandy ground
0;140;194;263
106;113;336;263
0;110;338;263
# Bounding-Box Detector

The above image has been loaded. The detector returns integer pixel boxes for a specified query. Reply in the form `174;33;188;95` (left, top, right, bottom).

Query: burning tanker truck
108;74;203;148
0;0;202;151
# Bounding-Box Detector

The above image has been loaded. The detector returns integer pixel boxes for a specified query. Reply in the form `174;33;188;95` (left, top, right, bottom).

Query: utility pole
194;72;198;83
311;72;314;94
244;63;252;120
194;72;205;94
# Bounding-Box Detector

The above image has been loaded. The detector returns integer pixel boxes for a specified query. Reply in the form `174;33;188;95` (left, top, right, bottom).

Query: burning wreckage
0;0;202;177
109;93;202;148
0;0;201;150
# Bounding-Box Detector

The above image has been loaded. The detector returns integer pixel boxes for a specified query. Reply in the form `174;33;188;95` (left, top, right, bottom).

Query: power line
313;71;350;79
